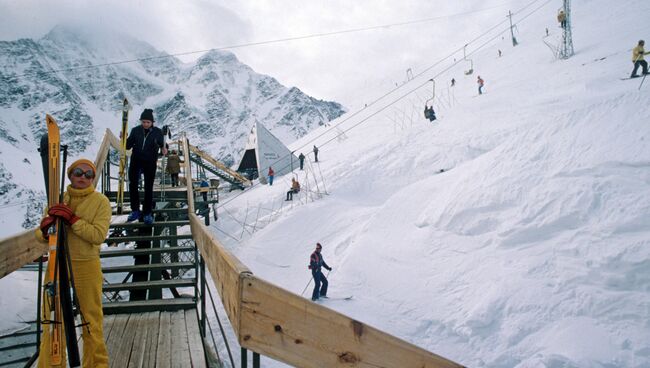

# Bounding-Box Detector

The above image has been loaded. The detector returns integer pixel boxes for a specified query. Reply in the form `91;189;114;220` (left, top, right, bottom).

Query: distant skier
268;166;274;186
286;177;300;201
451;78;456;87
298;153;305;170
309;242;332;301
36;159;111;367
313;145;319;162
545;27;549;37
498;49;502;57
477;76;485;95
557;10;567;29
126;108;166;225
630;39;650;78
166;150;181;187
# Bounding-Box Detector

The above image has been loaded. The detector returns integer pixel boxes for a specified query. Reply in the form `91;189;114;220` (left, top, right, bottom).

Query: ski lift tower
559;0;575;59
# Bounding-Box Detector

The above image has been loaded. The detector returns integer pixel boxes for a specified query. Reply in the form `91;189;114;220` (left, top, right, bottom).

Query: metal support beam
253;352;260;368
508;10;518;46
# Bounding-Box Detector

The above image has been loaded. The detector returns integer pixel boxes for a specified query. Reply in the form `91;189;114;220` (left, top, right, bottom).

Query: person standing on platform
126;108;166;225
166;150;181;187
36;159;111;368
298;153;305;170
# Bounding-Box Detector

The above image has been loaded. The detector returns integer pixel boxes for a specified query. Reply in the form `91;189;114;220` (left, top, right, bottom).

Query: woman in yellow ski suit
36;158;111;368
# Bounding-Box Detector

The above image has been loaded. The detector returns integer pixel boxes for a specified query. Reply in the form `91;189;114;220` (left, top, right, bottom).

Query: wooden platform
103;309;206;368
31;310;207;368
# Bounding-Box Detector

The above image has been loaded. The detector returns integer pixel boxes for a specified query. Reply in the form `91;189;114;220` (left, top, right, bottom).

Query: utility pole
508;10;518;46
559;0;575;59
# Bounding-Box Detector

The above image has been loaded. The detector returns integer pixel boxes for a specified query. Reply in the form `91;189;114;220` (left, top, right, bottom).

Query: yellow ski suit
36;184;111;367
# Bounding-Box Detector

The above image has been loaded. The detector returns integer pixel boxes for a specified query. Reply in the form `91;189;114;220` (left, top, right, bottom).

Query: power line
215;0;553;211
11;3;514;79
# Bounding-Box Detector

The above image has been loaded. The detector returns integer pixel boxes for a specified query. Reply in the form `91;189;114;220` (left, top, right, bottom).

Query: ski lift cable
11;3;516;80
215;0;552;211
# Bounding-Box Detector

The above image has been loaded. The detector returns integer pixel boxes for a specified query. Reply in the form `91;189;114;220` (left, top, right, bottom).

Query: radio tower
559;0;574;59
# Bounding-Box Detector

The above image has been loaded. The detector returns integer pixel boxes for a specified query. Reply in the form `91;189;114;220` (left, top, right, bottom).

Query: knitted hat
67;158;97;178
140;108;155;122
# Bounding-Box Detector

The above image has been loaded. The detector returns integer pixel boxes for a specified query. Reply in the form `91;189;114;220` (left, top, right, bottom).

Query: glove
48;204;80;225
39;216;57;238
326;266;332;271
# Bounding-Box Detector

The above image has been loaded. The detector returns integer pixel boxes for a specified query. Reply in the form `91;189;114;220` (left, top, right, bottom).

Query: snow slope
212;0;650;366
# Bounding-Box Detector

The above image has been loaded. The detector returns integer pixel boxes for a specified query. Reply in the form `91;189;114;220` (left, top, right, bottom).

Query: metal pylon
559;0;574;59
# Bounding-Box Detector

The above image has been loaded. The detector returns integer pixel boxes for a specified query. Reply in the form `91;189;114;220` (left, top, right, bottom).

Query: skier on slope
309;242;332;301
477;76;485;95
125;108;166;225
630;39;650;78
36;159;111;367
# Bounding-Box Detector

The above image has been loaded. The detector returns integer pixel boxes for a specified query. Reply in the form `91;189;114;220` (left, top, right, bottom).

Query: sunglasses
71;168;95;179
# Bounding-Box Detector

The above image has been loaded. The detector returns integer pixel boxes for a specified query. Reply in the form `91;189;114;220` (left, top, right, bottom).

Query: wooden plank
102;261;194;274
142;312;160;368
103;298;195;315
156;312;172;368
170;310;191;368
105;314;129;361
0;230;47;279
184;309;206;368
105;234;193;243
110;313;140;368
102;314;116;343
127;312;150;368
100;246;195;259
93;129;120;188
189;213;250;332
103;278;195;292
239;275;464;368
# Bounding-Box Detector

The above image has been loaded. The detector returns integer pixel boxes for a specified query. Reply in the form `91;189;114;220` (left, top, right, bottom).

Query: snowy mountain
0;25;345;230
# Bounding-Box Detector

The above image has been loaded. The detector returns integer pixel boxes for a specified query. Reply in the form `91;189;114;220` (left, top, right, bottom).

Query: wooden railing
189;212;463;368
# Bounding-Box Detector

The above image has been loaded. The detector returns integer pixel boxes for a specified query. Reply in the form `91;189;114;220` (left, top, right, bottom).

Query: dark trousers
311;271;328;300
314;152;318;162
299;160;304;170
170;173;179;187
129;158;157;214
286;189;298;200
631;60;648;77
478;85;484;95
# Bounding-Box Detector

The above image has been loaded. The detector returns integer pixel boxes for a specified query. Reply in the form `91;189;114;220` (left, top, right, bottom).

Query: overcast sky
0;0;523;108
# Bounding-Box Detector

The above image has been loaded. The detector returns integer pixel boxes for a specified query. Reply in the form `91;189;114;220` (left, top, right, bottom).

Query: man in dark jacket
309;242;332;301
126;108;166;224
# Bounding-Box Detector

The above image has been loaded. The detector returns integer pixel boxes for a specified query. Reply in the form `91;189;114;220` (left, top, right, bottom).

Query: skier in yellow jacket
631;39;650;78
36;158;111;368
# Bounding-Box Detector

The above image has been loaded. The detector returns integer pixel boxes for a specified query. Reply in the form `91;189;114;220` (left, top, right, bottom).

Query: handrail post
253;352;260;368
241;348;248;368
200;256;206;337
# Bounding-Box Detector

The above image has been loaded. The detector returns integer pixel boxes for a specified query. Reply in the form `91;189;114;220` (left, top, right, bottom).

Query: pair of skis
39;115;81;367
